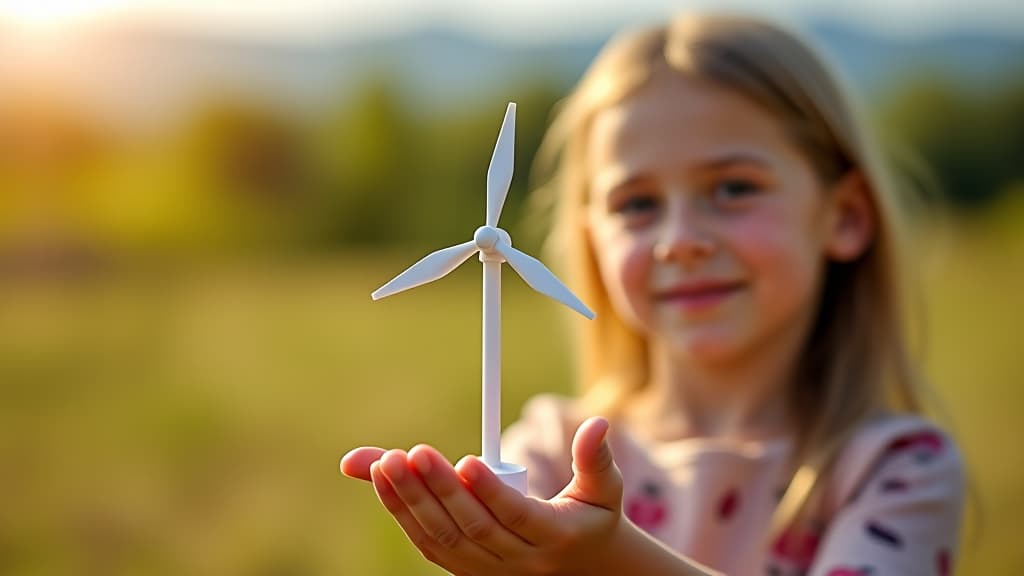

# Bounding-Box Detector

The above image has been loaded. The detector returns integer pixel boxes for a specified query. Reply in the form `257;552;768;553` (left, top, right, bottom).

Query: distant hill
809;20;1024;94
332;20;1024;103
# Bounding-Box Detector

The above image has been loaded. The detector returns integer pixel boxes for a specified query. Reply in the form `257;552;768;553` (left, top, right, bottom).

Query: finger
409;444;532;557
565;417;622;509
373;461;486;576
370;461;446;566
340;446;387;481
456;455;560;544
379;449;499;564
571;417;612;474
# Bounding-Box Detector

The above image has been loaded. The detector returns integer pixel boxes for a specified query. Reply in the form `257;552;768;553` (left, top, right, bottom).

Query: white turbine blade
494;243;595;320
485;102;515;227
371;240;478;300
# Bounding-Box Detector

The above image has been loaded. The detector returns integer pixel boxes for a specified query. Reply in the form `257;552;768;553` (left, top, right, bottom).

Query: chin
665;330;747;364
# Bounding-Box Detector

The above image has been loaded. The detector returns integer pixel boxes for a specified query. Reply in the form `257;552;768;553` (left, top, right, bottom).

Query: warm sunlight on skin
584;73;837;367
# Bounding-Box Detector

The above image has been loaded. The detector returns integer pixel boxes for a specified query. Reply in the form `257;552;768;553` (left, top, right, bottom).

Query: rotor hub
474;226;511;250
474;226;498;250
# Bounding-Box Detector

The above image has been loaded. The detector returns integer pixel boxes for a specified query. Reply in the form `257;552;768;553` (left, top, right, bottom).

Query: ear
824;170;876;262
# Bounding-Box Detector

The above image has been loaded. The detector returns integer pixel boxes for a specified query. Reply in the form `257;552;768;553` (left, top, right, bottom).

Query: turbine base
485;461;527;494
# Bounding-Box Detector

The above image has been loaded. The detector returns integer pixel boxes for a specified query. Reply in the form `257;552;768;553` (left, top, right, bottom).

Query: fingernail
596;417;610;443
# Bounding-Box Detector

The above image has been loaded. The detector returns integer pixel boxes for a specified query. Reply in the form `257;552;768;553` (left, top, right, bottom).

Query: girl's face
585;72;864;366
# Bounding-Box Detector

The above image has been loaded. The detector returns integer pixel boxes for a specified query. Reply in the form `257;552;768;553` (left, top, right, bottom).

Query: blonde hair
530;13;925;535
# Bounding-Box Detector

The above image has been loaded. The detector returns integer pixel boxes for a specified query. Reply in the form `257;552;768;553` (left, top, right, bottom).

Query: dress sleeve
500;394;577;500
808;419;965;576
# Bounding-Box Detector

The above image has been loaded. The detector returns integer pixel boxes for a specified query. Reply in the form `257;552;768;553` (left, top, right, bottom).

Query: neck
629;324;808;443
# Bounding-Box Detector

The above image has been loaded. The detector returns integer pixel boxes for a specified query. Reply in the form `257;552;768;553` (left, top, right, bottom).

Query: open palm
341;417;623;576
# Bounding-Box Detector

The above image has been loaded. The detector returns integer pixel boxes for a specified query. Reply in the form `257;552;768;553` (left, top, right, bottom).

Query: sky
1;0;1022;42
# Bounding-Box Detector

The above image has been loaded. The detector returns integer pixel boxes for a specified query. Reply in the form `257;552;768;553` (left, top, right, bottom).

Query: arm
342;417;722;576
601;515;722;576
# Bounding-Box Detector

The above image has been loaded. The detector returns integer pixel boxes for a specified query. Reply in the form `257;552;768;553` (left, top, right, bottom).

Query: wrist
591;517;722;576
574;516;639;575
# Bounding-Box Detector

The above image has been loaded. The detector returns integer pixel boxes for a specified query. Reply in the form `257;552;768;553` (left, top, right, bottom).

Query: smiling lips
654;280;745;311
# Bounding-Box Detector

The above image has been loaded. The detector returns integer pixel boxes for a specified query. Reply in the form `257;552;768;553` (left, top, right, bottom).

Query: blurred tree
307;75;563;251
311;77;417;247
0;94;109;275
988;79;1024;195
182;96;313;252
877;73;1024;209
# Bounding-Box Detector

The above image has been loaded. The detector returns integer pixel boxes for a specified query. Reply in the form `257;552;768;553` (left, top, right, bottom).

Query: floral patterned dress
501;395;963;576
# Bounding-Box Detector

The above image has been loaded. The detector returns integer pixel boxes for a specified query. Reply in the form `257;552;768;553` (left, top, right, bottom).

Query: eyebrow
592;151;775;196
592;173;653;198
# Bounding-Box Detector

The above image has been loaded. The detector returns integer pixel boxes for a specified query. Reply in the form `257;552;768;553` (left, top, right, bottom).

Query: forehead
586;73;805;185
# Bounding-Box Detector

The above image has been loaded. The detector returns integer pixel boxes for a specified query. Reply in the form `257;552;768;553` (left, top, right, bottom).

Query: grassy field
1;205;1022;574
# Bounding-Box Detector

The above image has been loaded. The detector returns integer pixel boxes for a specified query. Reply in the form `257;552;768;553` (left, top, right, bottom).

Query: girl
342;13;963;576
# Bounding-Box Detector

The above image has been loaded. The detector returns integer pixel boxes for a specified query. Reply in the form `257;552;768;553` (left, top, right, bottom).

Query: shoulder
801;418;966;572
825;413;965;516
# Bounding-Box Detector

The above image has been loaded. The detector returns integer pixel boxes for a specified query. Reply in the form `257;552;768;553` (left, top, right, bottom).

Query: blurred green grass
1;199;1023;574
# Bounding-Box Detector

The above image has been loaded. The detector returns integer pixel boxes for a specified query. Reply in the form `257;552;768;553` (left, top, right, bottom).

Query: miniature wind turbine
371;102;594;494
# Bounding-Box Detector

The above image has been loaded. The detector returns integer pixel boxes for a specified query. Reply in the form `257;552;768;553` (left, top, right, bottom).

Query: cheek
728;213;824;311
591;230;652;329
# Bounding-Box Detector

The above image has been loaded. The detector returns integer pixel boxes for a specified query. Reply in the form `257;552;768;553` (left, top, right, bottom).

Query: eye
712;179;761;203
614;194;660;215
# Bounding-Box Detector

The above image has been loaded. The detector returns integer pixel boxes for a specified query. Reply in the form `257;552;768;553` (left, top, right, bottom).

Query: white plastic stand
489;462;528;494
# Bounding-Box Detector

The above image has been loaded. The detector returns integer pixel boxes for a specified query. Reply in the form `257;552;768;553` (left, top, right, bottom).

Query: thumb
562;417;622;510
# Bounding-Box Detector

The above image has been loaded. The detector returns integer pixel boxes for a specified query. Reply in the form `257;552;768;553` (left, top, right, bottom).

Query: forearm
586;518;723;576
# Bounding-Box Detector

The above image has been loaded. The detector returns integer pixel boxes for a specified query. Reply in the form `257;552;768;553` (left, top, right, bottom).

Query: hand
340;417;624;576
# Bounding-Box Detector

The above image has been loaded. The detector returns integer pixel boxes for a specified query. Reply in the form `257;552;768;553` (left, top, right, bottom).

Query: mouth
654;280;745;310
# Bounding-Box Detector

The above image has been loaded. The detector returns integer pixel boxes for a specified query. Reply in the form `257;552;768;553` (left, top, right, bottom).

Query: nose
652;195;716;263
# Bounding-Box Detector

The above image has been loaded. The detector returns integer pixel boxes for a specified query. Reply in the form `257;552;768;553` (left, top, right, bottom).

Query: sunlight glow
0;0;134;31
